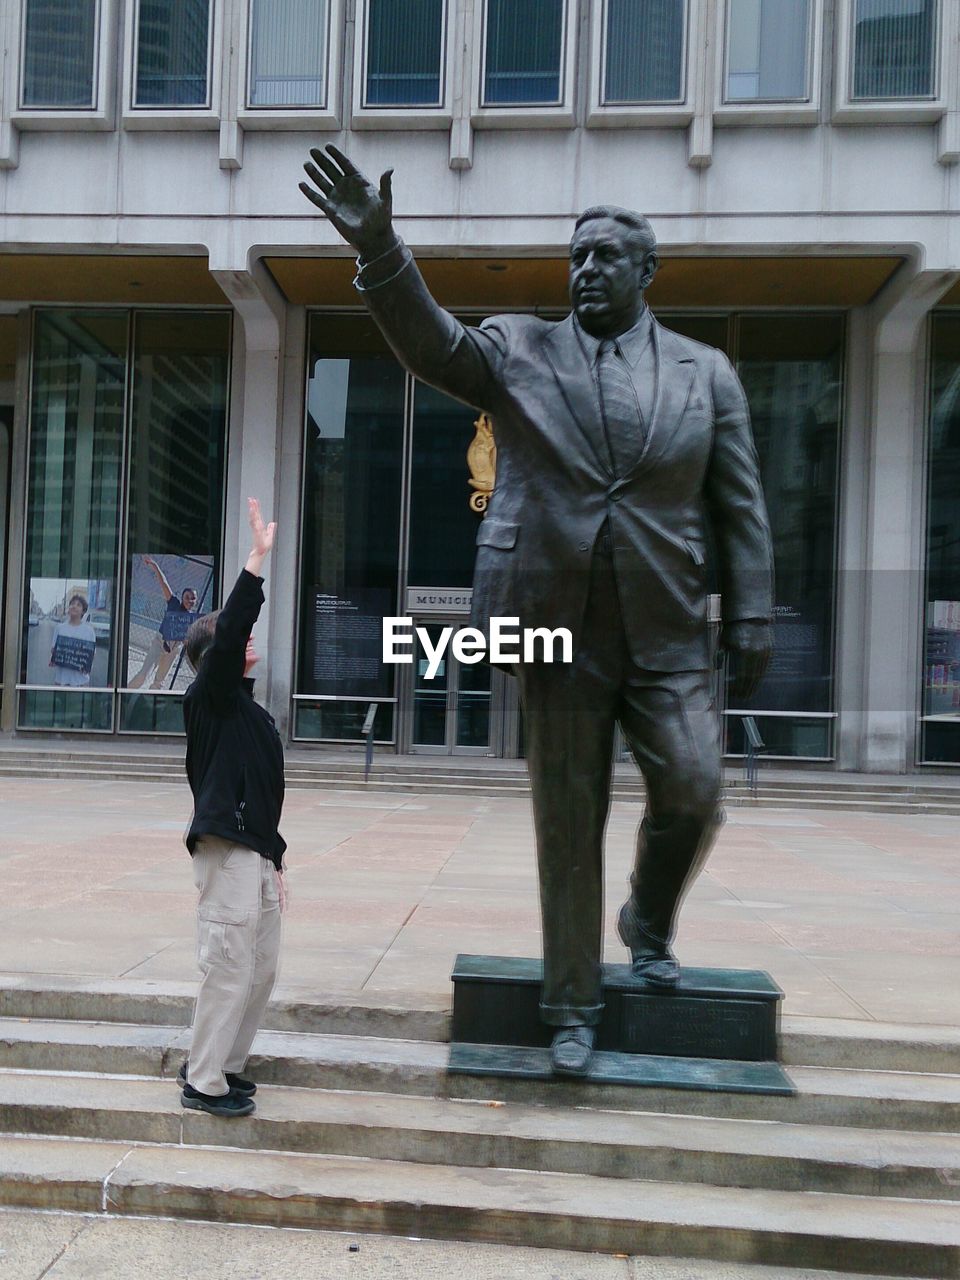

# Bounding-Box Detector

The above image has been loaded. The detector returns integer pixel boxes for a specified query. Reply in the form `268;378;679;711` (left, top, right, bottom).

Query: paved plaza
1;773;959;1027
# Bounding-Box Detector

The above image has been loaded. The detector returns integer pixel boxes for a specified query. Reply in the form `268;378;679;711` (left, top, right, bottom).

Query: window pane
21;312;127;729
726;0;810;101
852;0;936;99
408;381;482;589
483;0;564;105
136;0;211;107
294;701;394;742
725;714;833;759
732;316;844;743
120;313;229;727
921;314;960;763
604;0;685;104
248;0;327;107
298;325;405;742
22;0;98;108
365;0;444;106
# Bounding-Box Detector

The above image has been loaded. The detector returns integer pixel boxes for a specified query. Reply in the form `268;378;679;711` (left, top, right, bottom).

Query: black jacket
183;569;286;868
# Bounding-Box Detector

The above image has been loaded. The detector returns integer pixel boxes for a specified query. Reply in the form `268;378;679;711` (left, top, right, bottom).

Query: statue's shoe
550;1025;596;1076
616;901;680;988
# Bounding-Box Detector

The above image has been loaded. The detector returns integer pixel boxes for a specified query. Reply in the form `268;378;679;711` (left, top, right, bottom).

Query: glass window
483;0;564;106
120;313;230;732
603;0;686;104
729;315;844;758
725;0;811;101
21;0;99;108
407;380;482;589
852;0;937;100
921;313;960;764
365;0;444;106
20;309;230;734
248;0;327;107
297;317;406;741
21;312;127;730
135;0;212;107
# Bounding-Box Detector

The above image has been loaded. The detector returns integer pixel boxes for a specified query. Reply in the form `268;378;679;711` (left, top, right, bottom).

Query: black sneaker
180;1083;255;1117
178;1062;257;1096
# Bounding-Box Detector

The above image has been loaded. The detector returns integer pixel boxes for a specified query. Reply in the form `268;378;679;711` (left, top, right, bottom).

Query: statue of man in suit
301;146;774;1076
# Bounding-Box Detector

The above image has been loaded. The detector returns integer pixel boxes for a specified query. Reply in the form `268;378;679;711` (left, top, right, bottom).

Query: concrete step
0;761;955;812
0;978;450;1042
2;1069;960;1201
3;748;958;794
2;1133;959;1275
6;978;960;1075
1;752;959;812
0;1210;921;1280
3;1019;960;1132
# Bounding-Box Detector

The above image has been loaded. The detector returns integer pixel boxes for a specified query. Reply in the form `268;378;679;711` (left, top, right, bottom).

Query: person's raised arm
144;556;174;602
299;145;504;411
201;499;277;707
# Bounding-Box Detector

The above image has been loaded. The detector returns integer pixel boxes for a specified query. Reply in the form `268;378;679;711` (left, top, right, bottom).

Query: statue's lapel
628;322;695;478
542;317;613;479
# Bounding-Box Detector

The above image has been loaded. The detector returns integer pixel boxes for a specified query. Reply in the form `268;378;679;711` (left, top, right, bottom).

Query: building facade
0;0;958;772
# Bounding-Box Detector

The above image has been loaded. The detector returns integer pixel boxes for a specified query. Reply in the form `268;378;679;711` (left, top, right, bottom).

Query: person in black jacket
178;498;284;1117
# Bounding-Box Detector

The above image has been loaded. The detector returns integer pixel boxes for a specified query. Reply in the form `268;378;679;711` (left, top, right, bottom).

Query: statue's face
569;217;655;337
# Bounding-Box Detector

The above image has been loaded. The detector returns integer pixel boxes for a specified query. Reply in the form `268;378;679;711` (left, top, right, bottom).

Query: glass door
411;620;492;754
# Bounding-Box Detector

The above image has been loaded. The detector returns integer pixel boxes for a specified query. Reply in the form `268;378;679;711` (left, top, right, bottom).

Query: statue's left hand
722;619;772;702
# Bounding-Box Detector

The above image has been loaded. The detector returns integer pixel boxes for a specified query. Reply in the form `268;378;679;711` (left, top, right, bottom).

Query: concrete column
855;265;959;773
209;258;287;723
271;304;308;742
834;306;871;771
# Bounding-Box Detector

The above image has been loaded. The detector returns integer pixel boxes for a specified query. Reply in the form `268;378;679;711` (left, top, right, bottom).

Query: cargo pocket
196;903;250;971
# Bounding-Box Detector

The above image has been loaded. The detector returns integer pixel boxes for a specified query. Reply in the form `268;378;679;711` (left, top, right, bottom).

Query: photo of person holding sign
128;556;205;691
49;594;97;687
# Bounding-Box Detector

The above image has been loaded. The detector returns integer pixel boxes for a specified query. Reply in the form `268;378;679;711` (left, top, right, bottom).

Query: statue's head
569;207;659;338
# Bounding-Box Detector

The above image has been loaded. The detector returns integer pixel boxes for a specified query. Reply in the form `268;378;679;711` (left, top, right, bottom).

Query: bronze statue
301;146;774;1076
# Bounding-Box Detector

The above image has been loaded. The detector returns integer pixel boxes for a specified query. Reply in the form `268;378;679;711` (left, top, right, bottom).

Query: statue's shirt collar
574;305;653;372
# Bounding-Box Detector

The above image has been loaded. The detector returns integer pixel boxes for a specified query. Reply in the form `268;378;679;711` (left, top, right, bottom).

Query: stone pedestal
448;954;794;1095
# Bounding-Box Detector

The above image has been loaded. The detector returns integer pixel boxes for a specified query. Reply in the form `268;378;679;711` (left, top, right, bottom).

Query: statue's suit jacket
359;247;774;671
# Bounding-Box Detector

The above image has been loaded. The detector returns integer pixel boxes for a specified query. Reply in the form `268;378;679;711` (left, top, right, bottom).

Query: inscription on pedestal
620;995;766;1059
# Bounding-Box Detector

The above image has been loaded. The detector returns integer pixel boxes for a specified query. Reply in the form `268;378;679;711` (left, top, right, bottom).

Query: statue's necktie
596;339;645;477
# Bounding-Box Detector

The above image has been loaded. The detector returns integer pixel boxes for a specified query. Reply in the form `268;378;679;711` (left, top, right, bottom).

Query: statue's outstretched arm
300;144;503;412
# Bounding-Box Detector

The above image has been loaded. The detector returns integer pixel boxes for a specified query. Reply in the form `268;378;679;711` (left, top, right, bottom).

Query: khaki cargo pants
187;836;282;1096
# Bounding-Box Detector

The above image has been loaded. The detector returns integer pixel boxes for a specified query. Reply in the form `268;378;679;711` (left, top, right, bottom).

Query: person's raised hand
722;619;772;703
299;144;396;261
245;498;277;579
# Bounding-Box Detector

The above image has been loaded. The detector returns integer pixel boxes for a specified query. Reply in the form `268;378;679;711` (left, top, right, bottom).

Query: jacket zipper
235;765;247;832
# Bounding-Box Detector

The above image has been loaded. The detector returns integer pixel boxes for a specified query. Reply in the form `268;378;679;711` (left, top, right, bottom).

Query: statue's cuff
354;239;412;292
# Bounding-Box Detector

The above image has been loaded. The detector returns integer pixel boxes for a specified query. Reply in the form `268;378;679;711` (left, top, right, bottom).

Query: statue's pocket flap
476;520;519;550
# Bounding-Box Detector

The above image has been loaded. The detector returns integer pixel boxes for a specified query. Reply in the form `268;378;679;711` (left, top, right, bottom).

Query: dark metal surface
447;1042;796;1096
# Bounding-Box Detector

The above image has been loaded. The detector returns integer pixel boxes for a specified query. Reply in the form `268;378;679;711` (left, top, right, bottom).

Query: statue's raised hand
299;144;396;261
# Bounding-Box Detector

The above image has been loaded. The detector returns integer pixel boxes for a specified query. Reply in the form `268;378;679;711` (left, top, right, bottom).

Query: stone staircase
0;744;959;814
1;980;960;1274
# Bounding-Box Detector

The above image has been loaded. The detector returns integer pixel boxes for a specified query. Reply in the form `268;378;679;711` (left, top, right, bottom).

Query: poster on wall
305;587;391;698
26;578;112;689
925;601;960;718
730;598;832;713
126;554;215;693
